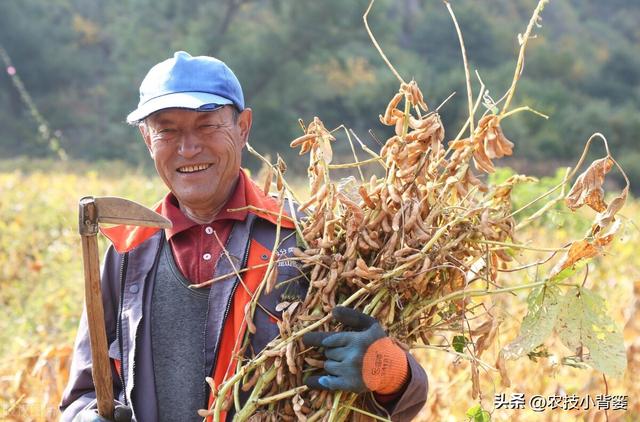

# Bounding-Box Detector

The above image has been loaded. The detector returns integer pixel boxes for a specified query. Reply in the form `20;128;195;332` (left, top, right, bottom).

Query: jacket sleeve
367;352;428;421
59;246;123;421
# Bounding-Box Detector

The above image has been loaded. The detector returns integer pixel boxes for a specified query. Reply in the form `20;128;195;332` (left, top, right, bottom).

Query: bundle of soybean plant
203;1;630;421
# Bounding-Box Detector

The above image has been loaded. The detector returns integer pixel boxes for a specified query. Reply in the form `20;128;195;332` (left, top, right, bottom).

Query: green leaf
466;404;491;422
547;259;588;284
477;411;491;422
452;335;468;353
502;284;562;359
555;287;627;378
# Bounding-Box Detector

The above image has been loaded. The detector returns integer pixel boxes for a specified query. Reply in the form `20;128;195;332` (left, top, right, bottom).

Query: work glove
74;405;132;422
302;306;409;395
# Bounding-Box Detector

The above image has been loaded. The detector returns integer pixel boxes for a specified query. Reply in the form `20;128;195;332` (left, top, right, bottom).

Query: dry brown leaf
550;239;599;277
594;186;628;231
565;157;614;212
594;219;622;247
496;352;512;388
471;363;480;399
475;318;500;357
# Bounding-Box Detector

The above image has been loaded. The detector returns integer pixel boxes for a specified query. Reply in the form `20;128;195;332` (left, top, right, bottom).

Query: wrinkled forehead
145;106;234;125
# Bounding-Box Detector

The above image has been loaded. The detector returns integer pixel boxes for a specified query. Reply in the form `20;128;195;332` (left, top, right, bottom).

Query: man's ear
236;108;252;148
138;123;154;157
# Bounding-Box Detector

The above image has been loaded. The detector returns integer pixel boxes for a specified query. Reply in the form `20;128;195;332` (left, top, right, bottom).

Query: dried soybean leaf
565;157;614;212
475;318;500;357
550;239;599;277
593;186;628;231
496;352;511;388
471;363;480;399
594;219;622;247
555;287;626;378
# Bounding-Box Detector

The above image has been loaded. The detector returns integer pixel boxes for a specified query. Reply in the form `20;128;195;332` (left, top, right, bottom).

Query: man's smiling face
140;106;252;220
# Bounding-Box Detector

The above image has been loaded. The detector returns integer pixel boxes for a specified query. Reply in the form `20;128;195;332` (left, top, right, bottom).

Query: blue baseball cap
126;51;245;123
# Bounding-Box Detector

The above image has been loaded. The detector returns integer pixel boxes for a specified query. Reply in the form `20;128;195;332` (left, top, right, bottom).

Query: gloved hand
302;306;409;394
74;405;132;422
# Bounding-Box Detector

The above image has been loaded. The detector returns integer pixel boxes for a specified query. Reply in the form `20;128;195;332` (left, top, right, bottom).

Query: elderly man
60;51;428;422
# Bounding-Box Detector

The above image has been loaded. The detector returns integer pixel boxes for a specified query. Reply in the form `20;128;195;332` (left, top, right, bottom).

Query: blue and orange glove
302;306;409;395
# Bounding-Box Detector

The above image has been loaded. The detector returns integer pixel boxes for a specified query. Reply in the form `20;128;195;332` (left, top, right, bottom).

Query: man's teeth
178;164;210;173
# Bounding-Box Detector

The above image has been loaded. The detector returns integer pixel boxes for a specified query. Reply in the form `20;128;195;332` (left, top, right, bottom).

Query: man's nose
178;131;203;158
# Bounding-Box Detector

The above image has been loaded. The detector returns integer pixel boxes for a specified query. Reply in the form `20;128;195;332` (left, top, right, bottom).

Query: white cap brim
126;91;233;124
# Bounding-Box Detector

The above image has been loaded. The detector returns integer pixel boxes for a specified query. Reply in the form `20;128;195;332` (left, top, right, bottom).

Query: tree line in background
1;0;638;190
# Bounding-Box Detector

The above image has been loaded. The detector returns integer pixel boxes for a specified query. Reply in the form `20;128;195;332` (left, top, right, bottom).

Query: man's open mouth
177;164;212;173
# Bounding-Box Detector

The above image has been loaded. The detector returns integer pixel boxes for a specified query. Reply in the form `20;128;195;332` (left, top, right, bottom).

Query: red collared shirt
160;171;249;284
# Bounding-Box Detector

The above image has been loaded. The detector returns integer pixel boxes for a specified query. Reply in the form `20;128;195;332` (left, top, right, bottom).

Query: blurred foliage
0;166;167;361
0;0;638;191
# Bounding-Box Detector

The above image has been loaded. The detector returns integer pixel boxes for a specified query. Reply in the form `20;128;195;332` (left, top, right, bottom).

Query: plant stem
500;105;548;120
445;1;475;137
232;366;277;421
475;239;568;253
501;0;549;114
253;385;308;406
340;124;366;182
399;279;548;328
453;82;485;142
328;157;380;169
349;129;387;168
363;0;405;84
328;391;343;422
341;404;392;421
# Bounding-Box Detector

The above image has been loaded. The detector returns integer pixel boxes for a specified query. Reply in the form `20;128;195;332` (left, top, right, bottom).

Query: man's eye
158;128;176;134
201;124;223;130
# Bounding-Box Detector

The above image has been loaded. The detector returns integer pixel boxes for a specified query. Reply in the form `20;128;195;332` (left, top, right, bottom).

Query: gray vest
151;240;210;422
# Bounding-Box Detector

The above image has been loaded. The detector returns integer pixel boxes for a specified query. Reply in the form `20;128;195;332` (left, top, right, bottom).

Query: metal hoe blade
93;196;171;228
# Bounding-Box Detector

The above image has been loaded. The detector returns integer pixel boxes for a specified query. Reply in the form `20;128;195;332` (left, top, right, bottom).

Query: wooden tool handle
81;234;115;419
